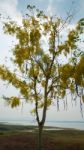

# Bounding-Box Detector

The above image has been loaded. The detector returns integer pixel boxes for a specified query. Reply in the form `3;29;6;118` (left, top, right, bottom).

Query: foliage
0;5;84;149
0;5;84;116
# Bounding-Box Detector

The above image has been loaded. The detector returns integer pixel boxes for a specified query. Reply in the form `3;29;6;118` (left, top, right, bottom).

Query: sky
0;0;84;123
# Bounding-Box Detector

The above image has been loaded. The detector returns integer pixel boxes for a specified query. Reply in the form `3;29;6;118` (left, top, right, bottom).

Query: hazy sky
0;0;84;122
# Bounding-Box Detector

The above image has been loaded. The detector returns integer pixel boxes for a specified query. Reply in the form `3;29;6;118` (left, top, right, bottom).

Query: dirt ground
0;132;83;150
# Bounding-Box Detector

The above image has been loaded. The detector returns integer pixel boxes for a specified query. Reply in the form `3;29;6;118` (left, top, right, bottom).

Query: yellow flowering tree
0;5;84;150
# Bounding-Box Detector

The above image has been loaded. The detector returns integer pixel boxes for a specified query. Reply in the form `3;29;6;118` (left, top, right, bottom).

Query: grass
0;124;84;150
0;123;36;134
43;130;84;150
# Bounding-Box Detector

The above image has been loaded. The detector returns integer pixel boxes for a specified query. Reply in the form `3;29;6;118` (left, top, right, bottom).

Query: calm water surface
0;119;84;130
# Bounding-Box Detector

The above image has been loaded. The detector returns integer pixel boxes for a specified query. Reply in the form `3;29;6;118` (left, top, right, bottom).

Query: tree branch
34;77;40;124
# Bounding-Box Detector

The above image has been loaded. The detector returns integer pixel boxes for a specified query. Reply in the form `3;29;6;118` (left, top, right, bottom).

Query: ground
0;124;84;150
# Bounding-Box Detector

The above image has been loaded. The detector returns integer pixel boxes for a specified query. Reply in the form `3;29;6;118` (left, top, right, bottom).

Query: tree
0;5;84;150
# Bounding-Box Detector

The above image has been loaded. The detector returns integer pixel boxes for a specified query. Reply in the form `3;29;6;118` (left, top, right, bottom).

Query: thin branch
31;56;46;76
42;78;48;125
34;78;40;124
47;76;60;95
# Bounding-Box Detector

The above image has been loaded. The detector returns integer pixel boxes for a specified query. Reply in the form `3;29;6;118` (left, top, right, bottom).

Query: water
0;119;84;130
45;121;84;130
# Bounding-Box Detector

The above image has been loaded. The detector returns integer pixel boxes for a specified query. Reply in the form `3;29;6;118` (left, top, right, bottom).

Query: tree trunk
37;124;43;150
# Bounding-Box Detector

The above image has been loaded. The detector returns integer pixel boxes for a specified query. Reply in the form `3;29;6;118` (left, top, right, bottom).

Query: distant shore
0;123;65;133
0;122;83;135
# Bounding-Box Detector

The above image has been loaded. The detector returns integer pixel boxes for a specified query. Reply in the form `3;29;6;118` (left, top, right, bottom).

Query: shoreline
0;120;84;130
0;122;83;133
